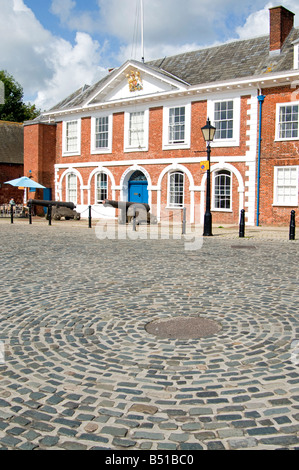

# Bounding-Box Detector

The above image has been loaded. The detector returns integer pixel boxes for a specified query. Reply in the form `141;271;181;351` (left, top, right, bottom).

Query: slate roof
0;121;24;164
46;27;299;114
148;29;299;85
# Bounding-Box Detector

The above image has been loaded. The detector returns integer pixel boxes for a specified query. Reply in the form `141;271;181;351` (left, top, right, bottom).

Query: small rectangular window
169;107;185;144
274;167;298;206
95;117;109;149
278;105;299;139
129;112;145;147
214;101;234;140
66;121;78;152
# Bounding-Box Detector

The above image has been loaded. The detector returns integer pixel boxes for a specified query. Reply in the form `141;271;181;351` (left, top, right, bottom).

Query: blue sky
1;0;299;110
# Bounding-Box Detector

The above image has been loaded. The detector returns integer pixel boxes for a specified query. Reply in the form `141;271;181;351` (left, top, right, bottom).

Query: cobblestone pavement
0;219;299;450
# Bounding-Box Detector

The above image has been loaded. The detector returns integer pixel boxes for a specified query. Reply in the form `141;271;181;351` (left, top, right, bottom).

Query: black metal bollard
132;206;136;232
10;204;14;224
289;210;296;241
29;203;32;225
88;205;92;228
47;205;52;226
239;209;245;238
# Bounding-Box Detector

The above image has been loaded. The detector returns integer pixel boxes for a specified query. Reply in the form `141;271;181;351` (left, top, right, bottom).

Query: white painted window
169;107;185;144
214;101;234;140
163;103;191;150
63;119;81;155
207;97;240;147
96;173;108;203
274;166;298;206
168;171;184;208
67;173;77;204
124;109;149;151
276;104;299;140
213;170;232;210
96;117;109;148
91;114;112;154
129;112;145;147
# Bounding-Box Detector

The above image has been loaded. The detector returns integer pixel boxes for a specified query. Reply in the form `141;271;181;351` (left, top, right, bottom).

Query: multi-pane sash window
67;174;77;204
66;121;78;152
169;171;184;208
214;101;234;140
169;107;185;144
96;173;108;203
95;117;109;149
129;112;145;147
274;167;298;206
214;170;231;210
278;105;299;139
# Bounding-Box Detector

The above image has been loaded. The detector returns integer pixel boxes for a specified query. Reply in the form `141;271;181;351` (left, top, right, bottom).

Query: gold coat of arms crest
126;70;143;92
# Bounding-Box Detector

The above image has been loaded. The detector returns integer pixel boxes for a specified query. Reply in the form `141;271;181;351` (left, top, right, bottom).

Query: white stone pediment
86;61;188;106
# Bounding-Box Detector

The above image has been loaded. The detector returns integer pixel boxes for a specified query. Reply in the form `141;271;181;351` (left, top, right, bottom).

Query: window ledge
272;204;298;207
91;149;112;155
212;209;233;212
166;206;184;210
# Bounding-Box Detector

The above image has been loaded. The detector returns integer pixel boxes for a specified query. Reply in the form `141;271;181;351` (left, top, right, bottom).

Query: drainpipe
256;94;266;226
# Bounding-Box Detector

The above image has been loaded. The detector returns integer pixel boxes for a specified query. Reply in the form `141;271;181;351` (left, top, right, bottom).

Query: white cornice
41;69;299;121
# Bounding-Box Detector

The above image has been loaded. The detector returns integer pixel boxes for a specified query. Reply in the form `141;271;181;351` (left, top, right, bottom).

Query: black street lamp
201;118;216;236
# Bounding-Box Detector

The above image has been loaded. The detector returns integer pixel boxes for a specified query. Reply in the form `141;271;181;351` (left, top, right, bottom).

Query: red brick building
0;121;24;204
24;6;299;226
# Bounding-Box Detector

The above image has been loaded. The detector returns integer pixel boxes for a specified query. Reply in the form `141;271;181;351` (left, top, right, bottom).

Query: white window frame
275;102;299;141
273;166;299;207
66;173;78;204
167;171;185;208
95;172;108;204
62;119;81;156
124;108;149;152
212;170;232;212
207;97;240;147
91;114;113;154
163;102;191;150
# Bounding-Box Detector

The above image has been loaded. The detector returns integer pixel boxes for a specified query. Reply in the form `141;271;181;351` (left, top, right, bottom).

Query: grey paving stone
0;223;299;450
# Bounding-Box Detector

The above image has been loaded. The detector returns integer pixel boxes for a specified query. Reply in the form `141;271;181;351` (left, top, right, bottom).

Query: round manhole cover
145;317;222;340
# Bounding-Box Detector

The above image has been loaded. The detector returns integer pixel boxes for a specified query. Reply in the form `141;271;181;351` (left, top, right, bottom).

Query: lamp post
201;118;216;237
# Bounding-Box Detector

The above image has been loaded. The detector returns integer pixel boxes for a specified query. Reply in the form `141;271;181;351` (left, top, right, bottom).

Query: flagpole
141;0;144;63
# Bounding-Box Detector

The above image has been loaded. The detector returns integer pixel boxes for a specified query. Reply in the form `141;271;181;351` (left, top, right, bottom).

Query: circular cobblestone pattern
0;222;299;450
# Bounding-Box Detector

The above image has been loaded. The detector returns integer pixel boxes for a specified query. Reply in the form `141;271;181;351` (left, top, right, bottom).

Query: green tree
0;70;40;122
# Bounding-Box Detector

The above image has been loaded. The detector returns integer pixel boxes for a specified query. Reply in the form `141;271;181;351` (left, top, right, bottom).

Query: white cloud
50;0;76;23
236;2;273;40
236;0;299;40
2;0;299;111
0;0;106;110
34;33;107;110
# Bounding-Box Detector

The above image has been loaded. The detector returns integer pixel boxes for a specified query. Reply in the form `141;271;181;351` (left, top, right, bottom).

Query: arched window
213;170;231;210
168;171;184;208
67;173;77;204
129;170;147;182
96;173;108;203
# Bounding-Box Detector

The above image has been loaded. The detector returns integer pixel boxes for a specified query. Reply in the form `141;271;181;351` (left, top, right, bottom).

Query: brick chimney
269;6;295;54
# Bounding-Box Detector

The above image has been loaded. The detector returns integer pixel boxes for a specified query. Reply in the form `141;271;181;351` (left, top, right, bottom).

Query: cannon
28;199;80;221
103;200;157;225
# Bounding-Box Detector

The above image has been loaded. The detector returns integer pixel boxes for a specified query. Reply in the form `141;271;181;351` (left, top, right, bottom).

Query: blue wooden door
129;181;148;204
43;188;52;214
